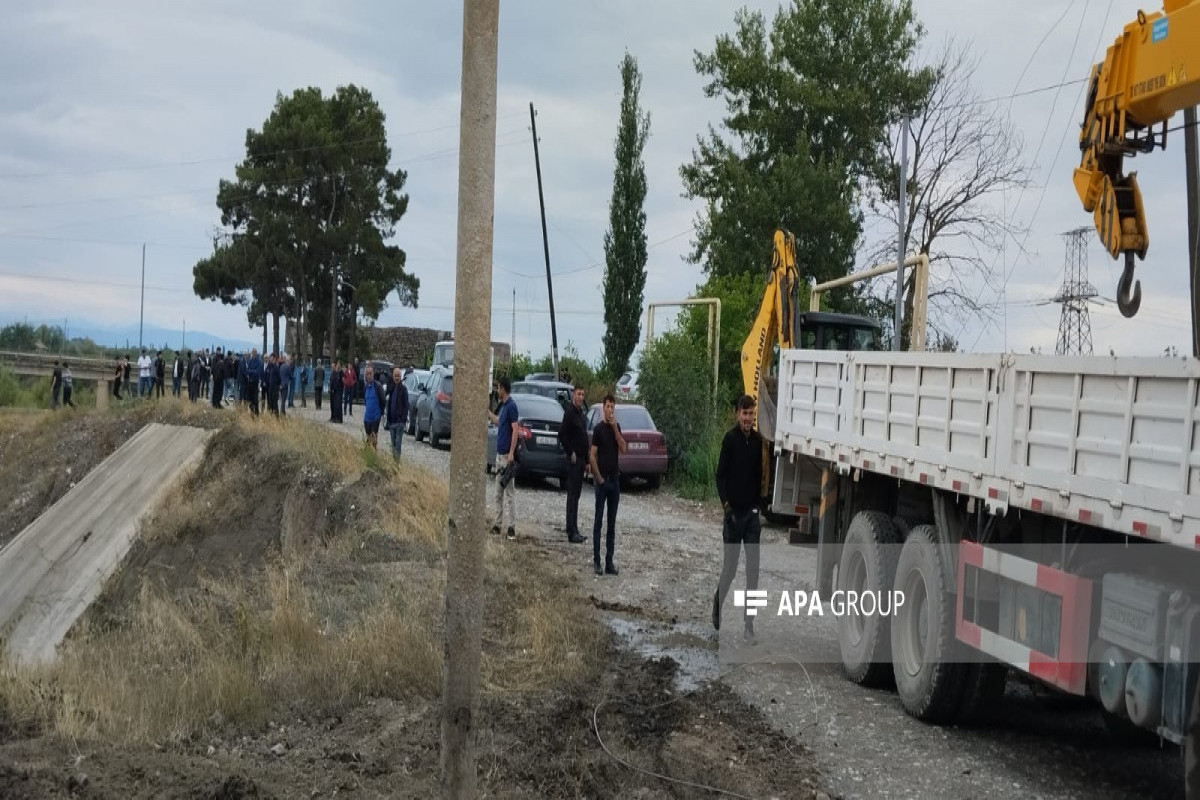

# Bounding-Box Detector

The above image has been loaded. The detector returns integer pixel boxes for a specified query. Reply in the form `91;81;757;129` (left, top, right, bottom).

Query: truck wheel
837;511;901;687
956;662;1007;724
891;524;967;722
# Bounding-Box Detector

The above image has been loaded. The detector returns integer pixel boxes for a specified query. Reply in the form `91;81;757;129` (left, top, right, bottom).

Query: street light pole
139;243;146;351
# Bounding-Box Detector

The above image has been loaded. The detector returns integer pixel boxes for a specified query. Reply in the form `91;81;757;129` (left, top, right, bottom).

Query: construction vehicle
1073;0;1200;317
761;4;1200;781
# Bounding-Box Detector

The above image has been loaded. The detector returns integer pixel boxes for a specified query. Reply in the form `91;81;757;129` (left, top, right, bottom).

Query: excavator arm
1074;0;1200;317
741;229;799;442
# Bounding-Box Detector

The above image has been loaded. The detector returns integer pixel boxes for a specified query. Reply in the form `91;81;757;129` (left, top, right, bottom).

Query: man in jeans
589;394;627;576
137;348;152;398
488;376;519;541
713;394;767;641
557;386;588;544
384;366;408;458
361;364;385;451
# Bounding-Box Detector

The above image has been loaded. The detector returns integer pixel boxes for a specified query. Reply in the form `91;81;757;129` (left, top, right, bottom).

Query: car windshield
512;394;563;421
614;406;654;430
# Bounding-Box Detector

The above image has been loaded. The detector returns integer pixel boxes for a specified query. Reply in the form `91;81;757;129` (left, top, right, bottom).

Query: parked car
415;366;453;447
511;379;573;409
585;402;666;488
486;392;569;487
616;370;640;402
403;368;430;435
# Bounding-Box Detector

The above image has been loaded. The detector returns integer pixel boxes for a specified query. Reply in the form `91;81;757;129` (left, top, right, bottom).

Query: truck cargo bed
775;351;1200;548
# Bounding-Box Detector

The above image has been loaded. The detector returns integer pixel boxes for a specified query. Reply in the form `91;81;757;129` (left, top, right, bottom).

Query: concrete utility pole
529;103;560;380
893;116;909;351
441;1;498;797
1185;106;1200;358
139;243;146;350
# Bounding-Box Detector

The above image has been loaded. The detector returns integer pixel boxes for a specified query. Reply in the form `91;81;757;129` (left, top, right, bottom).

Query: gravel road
295;404;1185;799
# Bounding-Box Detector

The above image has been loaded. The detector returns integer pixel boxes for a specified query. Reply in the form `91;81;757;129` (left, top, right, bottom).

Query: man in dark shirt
589;394;627;576
50;361;62;409
557;386;589;544
488;376;520;540
265;353;281;416
154;351;165;398
714;393;767;640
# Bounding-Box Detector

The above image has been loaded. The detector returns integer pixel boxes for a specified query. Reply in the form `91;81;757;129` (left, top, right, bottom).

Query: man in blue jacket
384;366;409;459
361;363;386;451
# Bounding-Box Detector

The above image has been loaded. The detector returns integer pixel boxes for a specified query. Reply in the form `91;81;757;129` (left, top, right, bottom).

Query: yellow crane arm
1074;0;1200;317
740;229;798;441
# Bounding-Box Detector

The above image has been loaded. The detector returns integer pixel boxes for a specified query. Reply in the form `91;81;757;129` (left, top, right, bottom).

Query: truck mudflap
955;540;1093;695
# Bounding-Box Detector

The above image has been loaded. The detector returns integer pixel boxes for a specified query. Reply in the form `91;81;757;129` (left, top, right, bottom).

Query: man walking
361;364;385;450
137;348;152;398
313;361;325;411
385;366;409;459
154;351;165;398
713;394;767;640
61;362;74;408
557;386;588;544
245;349;262;416
265;353;281;416
589;394;627;575
172;351;185;397
300;362;310;408
50;361;62;409
488;376;519;541
278;355;292;417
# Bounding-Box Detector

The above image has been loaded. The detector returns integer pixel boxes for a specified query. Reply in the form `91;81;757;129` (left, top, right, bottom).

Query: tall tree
601;52;652;379
863;41;1030;348
193;85;417;359
680;1;933;291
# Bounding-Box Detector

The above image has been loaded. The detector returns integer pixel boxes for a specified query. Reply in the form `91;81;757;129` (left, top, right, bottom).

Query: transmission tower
1054;227;1099;356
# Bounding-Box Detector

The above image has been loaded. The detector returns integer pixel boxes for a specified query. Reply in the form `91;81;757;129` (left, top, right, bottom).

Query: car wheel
646;475;662;490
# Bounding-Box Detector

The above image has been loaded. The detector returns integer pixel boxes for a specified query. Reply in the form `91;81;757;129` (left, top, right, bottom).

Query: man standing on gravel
244;348;262;416
154;351;165;398
361;363;385;451
137;348;152;398
589;394;627;576
713;394;767;640
385;366;409;458
313;361;325;411
488;376;519;541
278;354;292;418
557;386;588;544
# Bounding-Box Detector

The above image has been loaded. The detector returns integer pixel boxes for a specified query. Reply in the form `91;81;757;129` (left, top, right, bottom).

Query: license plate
536;435;556;447
630;442;649;451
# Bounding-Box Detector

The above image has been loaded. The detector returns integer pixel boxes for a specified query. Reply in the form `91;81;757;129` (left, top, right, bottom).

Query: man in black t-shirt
713;394;768;640
589;394;627;576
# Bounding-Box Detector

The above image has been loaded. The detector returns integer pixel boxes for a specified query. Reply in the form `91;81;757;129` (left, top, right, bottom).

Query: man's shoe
506;527;516;541
567;533;585;544
594;562;603;576
712;590;721;631
605;563;619;576
491;525;500;536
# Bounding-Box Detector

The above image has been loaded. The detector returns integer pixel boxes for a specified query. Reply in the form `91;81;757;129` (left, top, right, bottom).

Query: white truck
770;346;1200;783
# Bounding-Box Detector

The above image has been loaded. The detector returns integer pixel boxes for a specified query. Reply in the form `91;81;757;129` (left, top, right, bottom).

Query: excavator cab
796;312;884;352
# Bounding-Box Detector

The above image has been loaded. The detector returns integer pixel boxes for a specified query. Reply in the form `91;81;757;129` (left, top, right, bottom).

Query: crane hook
1117;252;1142;318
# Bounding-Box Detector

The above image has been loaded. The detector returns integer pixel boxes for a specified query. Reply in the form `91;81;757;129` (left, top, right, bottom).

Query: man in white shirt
137;349;153;398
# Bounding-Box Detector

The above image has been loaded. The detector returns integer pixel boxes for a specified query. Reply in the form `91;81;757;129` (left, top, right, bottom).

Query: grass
0;404;605;746
670;413;727;501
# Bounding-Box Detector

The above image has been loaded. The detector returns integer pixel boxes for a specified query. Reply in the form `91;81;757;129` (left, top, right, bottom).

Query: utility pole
511;288;516;364
1185;106;1200;358
893;115;909;351
182;319;186;351
529;102;560;379
441;1;498;797
139;244;146;350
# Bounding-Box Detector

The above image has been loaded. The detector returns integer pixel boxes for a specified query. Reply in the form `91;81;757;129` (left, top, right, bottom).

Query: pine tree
602;52;651;380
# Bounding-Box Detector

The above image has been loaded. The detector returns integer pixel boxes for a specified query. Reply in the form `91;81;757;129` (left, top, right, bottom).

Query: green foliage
678;272;767;407
673;413;729;501
601;52;651;380
681;0;933;283
637;331;711;463
195;85;417;361
0;367;49;408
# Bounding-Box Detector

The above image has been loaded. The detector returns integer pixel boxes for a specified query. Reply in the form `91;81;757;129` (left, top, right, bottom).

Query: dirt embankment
0;411;825;799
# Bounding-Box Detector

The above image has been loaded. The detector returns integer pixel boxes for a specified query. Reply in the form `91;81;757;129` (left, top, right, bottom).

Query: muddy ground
341;405;1185;800
0;403;826;799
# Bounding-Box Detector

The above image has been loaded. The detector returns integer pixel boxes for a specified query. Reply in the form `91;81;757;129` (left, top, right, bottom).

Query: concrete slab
0;422;212;665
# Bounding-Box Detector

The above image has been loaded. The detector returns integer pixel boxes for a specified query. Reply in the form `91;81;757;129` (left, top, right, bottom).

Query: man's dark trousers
565;458;585;537
315;385;323;411
717;508;761;614
592;478;619;567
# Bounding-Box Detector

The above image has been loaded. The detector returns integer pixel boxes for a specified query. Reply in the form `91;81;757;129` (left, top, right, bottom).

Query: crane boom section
1074;0;1200;316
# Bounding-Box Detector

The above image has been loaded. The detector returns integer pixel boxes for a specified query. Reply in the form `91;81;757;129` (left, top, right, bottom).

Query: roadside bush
0;366;50;408
638;330;712;463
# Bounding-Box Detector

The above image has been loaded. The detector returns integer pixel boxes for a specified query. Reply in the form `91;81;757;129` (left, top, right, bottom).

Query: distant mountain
0;317;258;354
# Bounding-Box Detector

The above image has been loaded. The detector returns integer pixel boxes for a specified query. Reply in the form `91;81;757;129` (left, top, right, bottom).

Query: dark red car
585;403;667;489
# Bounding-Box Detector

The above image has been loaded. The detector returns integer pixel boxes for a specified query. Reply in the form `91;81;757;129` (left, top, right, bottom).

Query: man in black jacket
557;386;588;544
713;393;767;640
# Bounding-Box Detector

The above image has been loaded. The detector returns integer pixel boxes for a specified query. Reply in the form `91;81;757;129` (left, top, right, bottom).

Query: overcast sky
0;1;1193;362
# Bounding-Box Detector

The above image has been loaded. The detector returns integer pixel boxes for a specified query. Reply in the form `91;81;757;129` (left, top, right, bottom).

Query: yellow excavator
1073;0;1200;317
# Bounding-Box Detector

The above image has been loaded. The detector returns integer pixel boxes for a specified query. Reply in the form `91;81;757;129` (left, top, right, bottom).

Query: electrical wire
591;651;824;800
